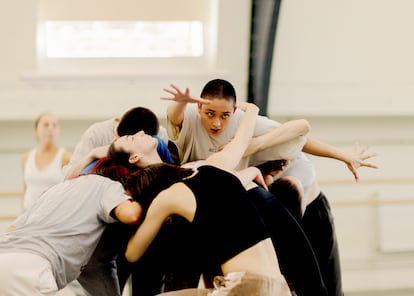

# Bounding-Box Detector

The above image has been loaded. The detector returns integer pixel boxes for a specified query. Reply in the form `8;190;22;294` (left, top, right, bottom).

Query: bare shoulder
156;182;192;204
61;150;72;167
21;150;30;166
154;182;196;221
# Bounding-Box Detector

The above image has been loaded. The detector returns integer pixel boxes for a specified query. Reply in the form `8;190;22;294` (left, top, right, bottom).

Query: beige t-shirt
167;104;306;170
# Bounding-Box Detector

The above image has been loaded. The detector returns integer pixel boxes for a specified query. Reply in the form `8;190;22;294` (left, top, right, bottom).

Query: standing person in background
21;112;71;210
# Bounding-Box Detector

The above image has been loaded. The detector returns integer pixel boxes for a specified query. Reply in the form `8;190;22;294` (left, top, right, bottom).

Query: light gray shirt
0;174;130;289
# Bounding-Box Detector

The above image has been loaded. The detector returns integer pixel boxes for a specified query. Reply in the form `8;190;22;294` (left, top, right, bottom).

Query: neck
38;143;57;151
140;152;163;167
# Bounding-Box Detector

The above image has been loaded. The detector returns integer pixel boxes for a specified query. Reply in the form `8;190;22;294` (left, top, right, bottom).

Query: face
198;98;235;136
35;113;59;145
114;130;158;159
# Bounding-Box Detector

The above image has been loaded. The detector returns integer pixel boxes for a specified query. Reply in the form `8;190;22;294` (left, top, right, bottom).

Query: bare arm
113;199;143;225
21;152;28;194
234;167;268;191
303;139;378;182
125;190;176;262
162;84;211;128
243;119;310;157
64;145;109;179
21;152;29;209
61;151;72;168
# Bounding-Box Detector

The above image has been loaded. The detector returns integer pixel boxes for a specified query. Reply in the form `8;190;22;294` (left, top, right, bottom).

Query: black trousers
268;179;343;296
302;192;344;296
247;187;328;296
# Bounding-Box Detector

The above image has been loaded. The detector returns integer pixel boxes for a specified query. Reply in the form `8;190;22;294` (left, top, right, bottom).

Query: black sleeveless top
181;165;269;270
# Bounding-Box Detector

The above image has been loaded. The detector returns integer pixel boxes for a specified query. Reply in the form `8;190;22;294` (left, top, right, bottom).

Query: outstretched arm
303;139;378;182
162;84;211;128
244;119;310;157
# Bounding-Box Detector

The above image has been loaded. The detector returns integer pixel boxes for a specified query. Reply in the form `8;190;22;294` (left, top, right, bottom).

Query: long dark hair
94;157;194;214
92;157;137;189
126;163;193;212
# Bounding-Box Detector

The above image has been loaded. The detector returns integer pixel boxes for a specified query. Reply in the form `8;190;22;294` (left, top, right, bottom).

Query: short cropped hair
200;79;236;104
117;107;159;136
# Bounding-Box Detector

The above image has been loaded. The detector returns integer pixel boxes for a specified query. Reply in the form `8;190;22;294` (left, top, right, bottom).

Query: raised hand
345;143;378;182
161;84;211;105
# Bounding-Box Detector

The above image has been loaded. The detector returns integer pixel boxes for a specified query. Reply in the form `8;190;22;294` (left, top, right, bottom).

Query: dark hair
94;155;192;216
92;157;138;189
268;177;303;221
127;163;193;212
256;159;287;176
108;140;132;165
200;79;236;104
117;107;159;137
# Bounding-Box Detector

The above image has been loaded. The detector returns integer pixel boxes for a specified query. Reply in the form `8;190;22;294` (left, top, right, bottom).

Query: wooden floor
347;289;414;296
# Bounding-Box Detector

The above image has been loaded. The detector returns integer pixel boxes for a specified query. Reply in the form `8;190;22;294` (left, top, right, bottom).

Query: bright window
45;21;203;58
35;0;217;76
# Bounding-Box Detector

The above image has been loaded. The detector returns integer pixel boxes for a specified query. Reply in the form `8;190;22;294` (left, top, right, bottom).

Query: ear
129;154;141;164
197;102;202;112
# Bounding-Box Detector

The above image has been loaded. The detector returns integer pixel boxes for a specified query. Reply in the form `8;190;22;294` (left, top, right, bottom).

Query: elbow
127;209;142;225
125;249;139;263
124;204;143;225
299;119;311;135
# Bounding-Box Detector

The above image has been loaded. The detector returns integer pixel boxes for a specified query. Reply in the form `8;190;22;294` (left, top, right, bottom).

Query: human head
34;112;60;145
116;107;159;137
108;131;160;168
95;158;192;213
122;163;193;212
198;79;237;137
256;159;287;177
92;156;138;190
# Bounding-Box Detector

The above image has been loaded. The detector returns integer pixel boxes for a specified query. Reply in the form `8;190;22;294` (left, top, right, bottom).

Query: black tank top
182;165;269;270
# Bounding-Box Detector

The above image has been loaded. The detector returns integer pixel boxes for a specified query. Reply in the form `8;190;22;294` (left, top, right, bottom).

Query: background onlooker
21;112;72;210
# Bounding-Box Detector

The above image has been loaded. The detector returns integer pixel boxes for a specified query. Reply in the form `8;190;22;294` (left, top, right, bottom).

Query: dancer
115;102;292;295
162;79;377;295
0;159;142;295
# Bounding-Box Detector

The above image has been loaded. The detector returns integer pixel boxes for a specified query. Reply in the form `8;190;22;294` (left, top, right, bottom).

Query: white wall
0;0;251;121
270;0;414;117
1;0;414;294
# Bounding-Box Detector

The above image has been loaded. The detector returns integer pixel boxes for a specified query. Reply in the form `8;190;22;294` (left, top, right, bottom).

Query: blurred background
0;1;413;295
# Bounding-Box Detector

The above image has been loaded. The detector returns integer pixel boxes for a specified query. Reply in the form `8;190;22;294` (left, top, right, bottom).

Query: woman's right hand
161;84;211;105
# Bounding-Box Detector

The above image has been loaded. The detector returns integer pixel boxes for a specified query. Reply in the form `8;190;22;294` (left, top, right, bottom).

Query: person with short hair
112;102;292;295
162;79;377;295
